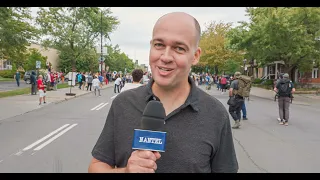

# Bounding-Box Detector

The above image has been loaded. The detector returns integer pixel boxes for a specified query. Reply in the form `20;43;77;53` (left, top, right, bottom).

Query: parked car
23;70;34;84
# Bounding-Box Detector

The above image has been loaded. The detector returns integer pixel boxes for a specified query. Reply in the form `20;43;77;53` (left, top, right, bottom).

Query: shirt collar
144;76;199;112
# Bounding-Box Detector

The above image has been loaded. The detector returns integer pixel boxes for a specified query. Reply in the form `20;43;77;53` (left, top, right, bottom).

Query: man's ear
192;47;201;66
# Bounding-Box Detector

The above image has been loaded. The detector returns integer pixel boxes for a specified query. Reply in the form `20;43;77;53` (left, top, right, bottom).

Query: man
274;73;295;126
241;101;248;120
113;75;121;93
37;75;46;105
228;72;245;129
87;73;93;91
92;75;101;96
276;73;284;122
120;69;144;93
89;12;238;173
14;70;20;87
30;71;37;95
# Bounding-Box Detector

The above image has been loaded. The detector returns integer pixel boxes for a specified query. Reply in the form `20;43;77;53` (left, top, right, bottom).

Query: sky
31;7;250;68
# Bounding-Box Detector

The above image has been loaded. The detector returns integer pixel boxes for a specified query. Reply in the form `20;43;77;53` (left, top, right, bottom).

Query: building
28;43;60;71
0;42;60;71
255;61;320;87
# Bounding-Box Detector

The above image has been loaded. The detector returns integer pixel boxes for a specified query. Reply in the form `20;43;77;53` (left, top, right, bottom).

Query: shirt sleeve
230;80;236;89
91;102;116;167
290;81;294;88
211;113;239;173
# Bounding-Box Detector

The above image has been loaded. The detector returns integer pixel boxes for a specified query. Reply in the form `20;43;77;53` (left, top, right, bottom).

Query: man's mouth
158;67;173;72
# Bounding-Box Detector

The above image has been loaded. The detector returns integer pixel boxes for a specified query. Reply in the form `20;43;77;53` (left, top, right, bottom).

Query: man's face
149;15;201;89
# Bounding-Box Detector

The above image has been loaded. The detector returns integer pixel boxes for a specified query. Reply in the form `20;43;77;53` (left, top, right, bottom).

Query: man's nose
160;47;173;64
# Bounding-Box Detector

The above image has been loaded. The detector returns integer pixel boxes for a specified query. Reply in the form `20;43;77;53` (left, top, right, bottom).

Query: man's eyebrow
152;38;189;49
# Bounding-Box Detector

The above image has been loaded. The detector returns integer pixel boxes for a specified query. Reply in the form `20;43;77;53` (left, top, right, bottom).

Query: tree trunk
283;65;295;79
214;65;219;75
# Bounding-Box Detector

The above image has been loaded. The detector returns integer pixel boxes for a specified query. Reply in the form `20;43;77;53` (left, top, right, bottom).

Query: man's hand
125;150;161;173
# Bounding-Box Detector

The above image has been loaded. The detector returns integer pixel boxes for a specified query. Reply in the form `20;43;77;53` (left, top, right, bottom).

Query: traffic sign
36;61;41;69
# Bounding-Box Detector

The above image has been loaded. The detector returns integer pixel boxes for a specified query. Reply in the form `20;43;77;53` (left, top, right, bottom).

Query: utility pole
100;10;103;75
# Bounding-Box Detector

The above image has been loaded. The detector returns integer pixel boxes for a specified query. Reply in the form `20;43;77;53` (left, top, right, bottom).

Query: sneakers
243;117;248;120
232;120;241;129
279;120;289;126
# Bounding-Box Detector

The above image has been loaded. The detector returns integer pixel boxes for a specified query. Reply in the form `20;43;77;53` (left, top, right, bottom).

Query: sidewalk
0;82;114;121
198;84;319;106
249;86;319;106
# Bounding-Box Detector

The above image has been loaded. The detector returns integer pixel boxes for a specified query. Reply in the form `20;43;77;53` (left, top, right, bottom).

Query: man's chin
153;78;174;89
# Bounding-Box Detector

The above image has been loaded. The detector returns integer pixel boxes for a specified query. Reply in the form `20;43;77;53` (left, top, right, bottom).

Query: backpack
77;74;82;82
278;80;291;97
234;75;252;98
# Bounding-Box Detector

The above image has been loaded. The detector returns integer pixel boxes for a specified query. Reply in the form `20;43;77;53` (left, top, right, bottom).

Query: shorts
39;89;46;97
93;86;100;90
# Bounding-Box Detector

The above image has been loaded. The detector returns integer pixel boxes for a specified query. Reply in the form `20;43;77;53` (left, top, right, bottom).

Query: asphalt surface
0;85;319;173
0;81;30;91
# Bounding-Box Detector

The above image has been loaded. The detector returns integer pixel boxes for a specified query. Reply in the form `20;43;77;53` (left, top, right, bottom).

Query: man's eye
154;43;164;47
176;47;185;52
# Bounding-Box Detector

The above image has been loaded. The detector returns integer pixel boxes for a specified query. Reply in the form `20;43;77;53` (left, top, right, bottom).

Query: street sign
36;61;41;69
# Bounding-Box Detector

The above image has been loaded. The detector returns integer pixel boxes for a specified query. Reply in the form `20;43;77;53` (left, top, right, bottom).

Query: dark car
24;70;34;84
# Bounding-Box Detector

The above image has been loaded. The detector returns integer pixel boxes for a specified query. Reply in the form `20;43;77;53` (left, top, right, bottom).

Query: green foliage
0;7;39;66
227;7;320;73
24;48;47;71
252;78;263;84
199;21;244;73
36;7;119;71
0;70;15;78
104;45;135;73
222;59;241;75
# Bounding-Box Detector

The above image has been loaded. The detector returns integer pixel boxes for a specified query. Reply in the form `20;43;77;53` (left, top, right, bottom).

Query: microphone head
141;100;166;131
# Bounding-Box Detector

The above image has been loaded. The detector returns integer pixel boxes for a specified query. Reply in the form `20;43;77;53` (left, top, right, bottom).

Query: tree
0;7;38;66
24;48;47;71
227;7;320;73
36;7;119;72
197;21;243;75
104;44;134;73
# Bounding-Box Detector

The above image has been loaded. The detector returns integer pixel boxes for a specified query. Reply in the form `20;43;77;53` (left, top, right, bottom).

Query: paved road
0;81;30;92
0;86;319;172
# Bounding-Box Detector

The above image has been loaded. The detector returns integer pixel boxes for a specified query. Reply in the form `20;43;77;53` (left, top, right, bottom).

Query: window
312;68;319;78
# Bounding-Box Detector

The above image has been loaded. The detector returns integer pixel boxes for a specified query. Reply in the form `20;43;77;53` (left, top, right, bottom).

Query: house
0;42;60;72
255;61;320;87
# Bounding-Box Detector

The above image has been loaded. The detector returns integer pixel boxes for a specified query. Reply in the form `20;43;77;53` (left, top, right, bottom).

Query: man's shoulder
197;88;228;111
113;85;146;104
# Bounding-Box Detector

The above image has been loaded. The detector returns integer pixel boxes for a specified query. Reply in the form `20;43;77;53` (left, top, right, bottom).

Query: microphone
132;100;167;152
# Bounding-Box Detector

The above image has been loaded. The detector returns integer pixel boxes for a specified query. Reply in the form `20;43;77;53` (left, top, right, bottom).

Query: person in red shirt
37;75;47;105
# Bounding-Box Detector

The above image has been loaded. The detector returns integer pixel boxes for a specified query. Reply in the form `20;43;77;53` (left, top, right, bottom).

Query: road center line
22;124;70;151
110;94;118;99
91;103;105;111
96;103;109;110
34;124;78;151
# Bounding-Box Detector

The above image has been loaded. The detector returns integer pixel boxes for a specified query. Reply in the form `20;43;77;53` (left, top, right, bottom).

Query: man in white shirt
92;75;101;96
114;75;122;93
120;69;144;93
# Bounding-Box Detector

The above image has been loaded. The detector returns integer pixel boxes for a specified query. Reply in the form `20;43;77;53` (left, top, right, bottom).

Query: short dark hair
132;69;144;82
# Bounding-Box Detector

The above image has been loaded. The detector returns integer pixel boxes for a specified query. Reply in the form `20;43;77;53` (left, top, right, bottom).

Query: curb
54;85;113;105
0;84;114;122
249;94;311;106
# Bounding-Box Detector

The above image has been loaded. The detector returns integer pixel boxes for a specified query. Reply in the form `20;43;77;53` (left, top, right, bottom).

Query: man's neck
152;78;191;115
132;81;140;84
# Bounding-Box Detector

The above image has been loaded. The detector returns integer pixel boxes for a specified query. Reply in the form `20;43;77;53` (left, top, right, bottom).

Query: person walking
274;73;295;126
92;75;101;96
14;70;20;87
